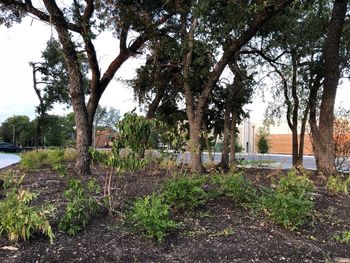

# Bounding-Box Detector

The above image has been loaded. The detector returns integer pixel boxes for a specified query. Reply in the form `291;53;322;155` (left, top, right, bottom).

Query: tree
31;38;88;147
257;127;270;154
309;0;349;175
0;0;176;175
0;115;34;146
181;0;295;172
244;2;327;168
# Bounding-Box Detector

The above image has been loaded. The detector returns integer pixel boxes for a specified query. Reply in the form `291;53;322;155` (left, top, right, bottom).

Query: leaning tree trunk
309;0;348;175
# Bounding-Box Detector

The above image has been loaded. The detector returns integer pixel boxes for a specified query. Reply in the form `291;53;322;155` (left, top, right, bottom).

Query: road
0;153;21;169
178;152;350;171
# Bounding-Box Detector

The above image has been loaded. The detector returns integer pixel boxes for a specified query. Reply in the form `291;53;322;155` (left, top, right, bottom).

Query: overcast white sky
0;17;349;134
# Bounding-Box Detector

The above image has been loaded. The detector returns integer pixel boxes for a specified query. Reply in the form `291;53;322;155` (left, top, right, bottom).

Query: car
0;142;21;153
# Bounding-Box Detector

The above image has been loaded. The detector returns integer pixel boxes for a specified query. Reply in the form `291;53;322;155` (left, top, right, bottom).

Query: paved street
0;153;21;169
179;152;350;171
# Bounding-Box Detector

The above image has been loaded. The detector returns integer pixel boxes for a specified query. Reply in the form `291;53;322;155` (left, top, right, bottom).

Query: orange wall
268;134;314;155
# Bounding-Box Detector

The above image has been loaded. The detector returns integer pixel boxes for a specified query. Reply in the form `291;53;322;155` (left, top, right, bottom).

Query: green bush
20;149;75;171
161;176;208;210
0;188;54;244
63;148;77;162
259;170;315;229
58;178;100;236
20;150;49;171
219;173;257;205
327;175;350;195
129;194;178;242
0;169;25;191
46;149;65;166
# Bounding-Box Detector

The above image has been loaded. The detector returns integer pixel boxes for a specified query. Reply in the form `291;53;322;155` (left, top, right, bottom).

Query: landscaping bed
0;160;349;263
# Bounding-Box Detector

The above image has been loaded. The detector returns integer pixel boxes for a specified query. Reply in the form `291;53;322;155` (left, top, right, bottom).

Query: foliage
58;178;100;236
0;115;34;146
161;176;209;210
334;230;350;244
327;175;350;195
114;112;156;158
257;127;270;154
0;169;25;191
259;170;315;229
38;114;76;147
20;149;74;171
20;150;49;171
129;194;178;242
219;173;257;205
333;108;350;170
0;170;54;244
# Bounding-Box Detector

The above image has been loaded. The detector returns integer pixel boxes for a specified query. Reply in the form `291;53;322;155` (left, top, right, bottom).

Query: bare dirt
0;164;349;263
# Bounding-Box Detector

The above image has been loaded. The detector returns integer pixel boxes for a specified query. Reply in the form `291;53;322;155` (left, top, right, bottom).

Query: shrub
63;148;77;162
219;173;257;205
0;188;54;244
327;174;350;195
161;176;208;210
20;149;74;171
46;149;65;166
129;194;178;242
259;170;315;229
0;169;25;191
58;178;100;236
256;127;270;154
20;150;48;171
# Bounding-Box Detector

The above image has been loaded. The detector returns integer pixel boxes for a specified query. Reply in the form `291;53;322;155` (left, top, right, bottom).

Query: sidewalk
0;153;21;169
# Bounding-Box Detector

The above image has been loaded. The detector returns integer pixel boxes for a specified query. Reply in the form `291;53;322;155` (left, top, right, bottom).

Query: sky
0;16;349;134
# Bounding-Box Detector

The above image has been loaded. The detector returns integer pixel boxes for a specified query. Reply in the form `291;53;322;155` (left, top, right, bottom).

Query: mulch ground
0;163;349;263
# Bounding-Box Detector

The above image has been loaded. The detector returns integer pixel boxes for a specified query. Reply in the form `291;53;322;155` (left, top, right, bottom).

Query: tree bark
309;0;348;175
290;52;300;166
43;0;91;175
229;111;238;164
220;84;234;170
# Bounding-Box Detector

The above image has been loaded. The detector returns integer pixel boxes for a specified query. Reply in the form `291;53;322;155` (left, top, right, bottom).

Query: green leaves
258;170;315;229
0;171;55;244
129;194;178;242
58;178;100;236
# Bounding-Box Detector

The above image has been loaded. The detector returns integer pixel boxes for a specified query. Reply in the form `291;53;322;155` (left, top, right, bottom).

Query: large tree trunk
309;0;348;175
203;125;214;165
189;120;203;172
220;88;233;170
43;0;91;175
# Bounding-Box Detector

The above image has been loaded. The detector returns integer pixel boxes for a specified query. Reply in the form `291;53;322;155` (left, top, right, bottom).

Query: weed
0;188;54;244
0;169;25;191
58;178;100;236
20;150;48;171
327;174;350;195
258;170;315;229
334;230;350;244
129;194;178;242
161;176;209;210
219;173;257;205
